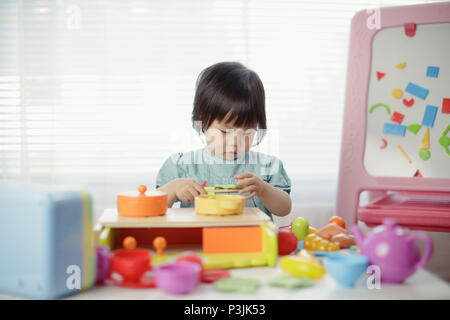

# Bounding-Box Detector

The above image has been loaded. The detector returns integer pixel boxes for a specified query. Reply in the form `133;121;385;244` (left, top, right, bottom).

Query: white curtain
0;0;436;222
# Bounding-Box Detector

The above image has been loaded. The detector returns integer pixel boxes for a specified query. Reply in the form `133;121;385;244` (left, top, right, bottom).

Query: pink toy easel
335;2;450;231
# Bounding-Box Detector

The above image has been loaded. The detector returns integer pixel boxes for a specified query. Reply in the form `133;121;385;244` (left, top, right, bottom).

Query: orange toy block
203;226;262;254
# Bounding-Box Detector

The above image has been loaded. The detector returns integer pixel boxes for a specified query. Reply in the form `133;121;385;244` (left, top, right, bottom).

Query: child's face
204;119;256;160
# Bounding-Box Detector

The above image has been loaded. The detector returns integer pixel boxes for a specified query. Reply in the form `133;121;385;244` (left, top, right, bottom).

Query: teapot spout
350;225;365;247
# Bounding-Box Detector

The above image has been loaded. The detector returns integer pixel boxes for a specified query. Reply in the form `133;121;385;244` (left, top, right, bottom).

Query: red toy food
277;230;298;255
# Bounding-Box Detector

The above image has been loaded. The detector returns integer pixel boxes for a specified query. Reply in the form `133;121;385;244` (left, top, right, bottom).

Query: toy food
195;194;245;215
279;255;326;279
291;217;309;241
308;226;317;234
331;233;355;249
328;216;346;229
155;262;202;295
277;230;298;255
117;185;167;217
316;223;349;241
303;233;339;252
176;251;204;272
351;218;433;284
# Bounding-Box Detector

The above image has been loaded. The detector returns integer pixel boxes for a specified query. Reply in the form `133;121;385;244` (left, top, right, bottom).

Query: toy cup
155;262;202;295
110;249;151;283
323;254;368;288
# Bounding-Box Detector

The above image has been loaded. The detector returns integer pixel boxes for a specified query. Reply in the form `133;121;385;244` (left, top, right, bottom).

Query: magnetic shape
376;71;386;80
418;128;430;149
380;138;387;150
439;135;450;156
390;111;404;124
404;23;416;37
403;98;414;107
395;62;406;69
392;88;403;99
383;123;406;136
269;276;315;289
413;169;423;178
426;66;439;78
442;98;450;114
397;144;412;163
439;125;450;156
418;149;431;160
214;278;260;294
369;103;391;115
421;105;438;128
405;82;429;100
407;124;421;134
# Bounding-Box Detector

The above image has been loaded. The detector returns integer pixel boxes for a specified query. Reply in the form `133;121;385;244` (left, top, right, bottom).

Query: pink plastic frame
335;2;450;227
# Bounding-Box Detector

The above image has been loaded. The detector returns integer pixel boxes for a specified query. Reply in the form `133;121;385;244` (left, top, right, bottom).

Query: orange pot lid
117;185;167;201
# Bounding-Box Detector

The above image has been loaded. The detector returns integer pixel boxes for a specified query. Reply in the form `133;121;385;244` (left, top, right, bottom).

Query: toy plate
296;240;356;257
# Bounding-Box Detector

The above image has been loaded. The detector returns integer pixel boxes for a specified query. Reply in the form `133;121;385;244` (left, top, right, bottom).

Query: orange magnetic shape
123;236;137;250
153;236;167;256
202;227;262;254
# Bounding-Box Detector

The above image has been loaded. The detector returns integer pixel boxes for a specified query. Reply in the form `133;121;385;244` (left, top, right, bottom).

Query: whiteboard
364;23;450;178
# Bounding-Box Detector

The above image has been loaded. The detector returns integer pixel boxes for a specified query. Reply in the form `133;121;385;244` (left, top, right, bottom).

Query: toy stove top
98;207;271;229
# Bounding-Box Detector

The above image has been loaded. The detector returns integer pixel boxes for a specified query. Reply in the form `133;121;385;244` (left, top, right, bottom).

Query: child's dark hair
192;62;267;132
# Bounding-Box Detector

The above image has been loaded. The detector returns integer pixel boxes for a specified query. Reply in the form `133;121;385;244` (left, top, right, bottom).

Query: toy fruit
95;246;111;285
277;230;298;255
280;255;326;279
155;262;202;295
316;223;349;241
308;226;317;234
303;233;339;252
291;217;309;241
351;218;433;284
117;185;168;217
328;216;346;229
324;254;368;288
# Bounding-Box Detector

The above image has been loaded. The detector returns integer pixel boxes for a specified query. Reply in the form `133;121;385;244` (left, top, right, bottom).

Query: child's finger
244;191;257;200
238;185;256;195
234;172;253;179
186;188;199;200
193;183;207;195
236;177;254;186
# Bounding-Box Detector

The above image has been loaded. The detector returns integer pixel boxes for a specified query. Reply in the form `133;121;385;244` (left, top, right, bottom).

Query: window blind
0;0;436;217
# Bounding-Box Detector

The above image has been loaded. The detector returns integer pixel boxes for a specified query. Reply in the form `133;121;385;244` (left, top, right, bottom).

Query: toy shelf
357;191;450;232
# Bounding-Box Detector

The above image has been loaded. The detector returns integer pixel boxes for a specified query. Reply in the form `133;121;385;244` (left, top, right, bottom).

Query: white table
67;265;449;300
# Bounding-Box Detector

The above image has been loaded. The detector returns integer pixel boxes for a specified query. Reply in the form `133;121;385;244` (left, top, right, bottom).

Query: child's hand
234;172;266;200
173;179;206;202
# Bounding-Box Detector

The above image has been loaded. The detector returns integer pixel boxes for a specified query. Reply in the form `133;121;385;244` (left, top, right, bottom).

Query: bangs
192;62;266;131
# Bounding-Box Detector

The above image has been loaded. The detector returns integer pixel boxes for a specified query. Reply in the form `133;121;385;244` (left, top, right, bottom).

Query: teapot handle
408;232;433;271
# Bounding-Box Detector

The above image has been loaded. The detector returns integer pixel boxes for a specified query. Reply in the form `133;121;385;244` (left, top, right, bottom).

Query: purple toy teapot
351;219;433;284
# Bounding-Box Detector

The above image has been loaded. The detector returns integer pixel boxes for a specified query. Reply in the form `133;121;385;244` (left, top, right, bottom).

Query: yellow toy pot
194;194;245;216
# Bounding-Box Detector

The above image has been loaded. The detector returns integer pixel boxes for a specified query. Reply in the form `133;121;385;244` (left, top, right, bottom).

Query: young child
156;61;291;220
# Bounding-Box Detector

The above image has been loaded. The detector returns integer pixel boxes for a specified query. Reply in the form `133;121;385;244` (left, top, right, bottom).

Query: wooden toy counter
95;207;278;270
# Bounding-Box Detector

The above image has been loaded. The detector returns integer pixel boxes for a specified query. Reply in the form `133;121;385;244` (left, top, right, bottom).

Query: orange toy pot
117;185;168;217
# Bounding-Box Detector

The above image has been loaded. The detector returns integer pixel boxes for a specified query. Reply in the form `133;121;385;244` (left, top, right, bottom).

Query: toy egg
117;185;168;217
194;194;245;215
